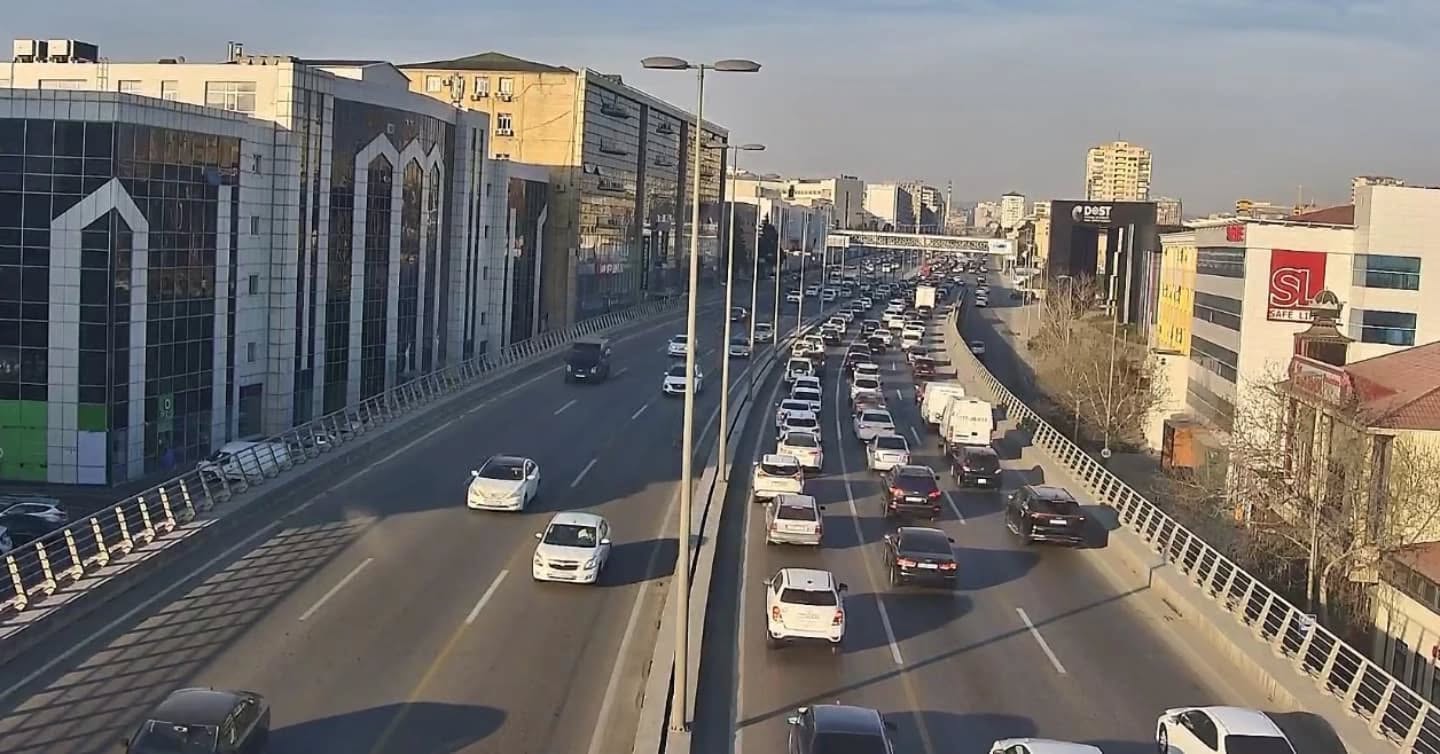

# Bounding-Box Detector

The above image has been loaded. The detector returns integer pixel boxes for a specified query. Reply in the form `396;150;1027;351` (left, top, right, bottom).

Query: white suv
764;567;848;650
666;333;691;357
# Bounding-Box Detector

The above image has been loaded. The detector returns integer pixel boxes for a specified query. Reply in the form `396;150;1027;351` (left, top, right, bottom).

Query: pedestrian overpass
826;230;1014;256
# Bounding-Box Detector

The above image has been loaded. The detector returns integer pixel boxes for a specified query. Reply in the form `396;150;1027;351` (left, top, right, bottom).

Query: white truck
914;284;937;312
920;382;967;428
939;398;994;452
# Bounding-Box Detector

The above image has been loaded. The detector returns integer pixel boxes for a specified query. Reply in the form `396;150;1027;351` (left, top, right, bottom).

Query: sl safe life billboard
1267;249;1327;322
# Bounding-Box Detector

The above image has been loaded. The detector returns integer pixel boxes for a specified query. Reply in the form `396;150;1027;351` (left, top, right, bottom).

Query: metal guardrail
0;294;692;618
949;306;1439;754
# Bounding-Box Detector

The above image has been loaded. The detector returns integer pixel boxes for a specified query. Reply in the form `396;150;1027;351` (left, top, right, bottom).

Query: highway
693;284;1321;754
0;270;838;754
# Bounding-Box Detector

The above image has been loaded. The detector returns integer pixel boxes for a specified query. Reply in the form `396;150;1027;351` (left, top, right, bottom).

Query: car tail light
928;489;942;499
832;609;844;626
939;562;957;571
897;558;917;568
771;606;782;621
890;486;904;496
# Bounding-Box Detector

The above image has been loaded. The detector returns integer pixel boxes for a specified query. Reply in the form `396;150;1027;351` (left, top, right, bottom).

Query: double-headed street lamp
708;141;765;486
641;54;760;735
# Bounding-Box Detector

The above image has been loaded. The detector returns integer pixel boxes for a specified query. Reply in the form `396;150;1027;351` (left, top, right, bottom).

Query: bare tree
1209;370;1440;629
1025;275;1168;451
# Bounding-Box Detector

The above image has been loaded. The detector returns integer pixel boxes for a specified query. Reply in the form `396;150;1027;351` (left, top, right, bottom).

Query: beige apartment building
1085;140;1152;202
400;53;728;327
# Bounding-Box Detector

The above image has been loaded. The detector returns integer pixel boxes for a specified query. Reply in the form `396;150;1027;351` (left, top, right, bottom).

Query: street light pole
640;55;759;735
749;192;762;391
714;142;764;482
772;208;783;346
796;211;809;338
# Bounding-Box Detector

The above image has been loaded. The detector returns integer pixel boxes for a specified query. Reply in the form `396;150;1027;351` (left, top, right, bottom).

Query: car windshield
780;588;837;606
667;365;688;377
129;721;220;754
875;435;907;451
776;503;817;521
543;524;599;547
478;460;526;481
1224;736;1296;754
794;390;821;403
781;401;809;412
789;416;819;430
569;341;602;357
783;432;818;448
861;411;891;424
761;460;800;476
671;335;687;344
731;336;749;345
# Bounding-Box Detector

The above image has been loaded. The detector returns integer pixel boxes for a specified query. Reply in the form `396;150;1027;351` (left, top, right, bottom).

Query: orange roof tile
1345;341;1440;429
1289;204;1355;225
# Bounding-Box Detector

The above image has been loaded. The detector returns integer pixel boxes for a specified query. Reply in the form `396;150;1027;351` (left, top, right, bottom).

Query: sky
11;0;1440;213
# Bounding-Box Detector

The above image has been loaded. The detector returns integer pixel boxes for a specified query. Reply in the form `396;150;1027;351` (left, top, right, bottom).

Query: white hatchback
853;409;895;442
853;362;880;382
662;363;704;395
849;377;882;402
765;494;824;547
765;567;848;649
532;512;612;584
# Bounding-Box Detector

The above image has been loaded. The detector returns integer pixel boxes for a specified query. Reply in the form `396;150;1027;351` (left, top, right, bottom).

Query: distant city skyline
10;0;1439;212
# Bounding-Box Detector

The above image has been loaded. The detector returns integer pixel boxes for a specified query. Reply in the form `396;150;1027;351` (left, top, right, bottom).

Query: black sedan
125;687;270;754
882;526;958;587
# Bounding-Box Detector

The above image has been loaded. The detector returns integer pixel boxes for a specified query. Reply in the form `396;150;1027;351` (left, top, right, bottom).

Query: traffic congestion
744;253;1302;754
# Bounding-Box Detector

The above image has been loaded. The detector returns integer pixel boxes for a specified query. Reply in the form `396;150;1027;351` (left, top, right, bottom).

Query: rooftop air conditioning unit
12;39;47;63
46;39;99;63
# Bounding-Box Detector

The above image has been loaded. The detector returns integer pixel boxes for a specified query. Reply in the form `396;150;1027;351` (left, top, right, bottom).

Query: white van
941;398;994;451
200;440;292;483
921;382;967;427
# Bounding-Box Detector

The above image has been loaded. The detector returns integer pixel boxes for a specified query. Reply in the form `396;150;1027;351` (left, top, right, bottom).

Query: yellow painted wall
1155;240;1196;354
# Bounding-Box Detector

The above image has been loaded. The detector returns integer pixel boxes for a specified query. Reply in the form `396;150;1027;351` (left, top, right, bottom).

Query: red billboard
1267;249;1327;322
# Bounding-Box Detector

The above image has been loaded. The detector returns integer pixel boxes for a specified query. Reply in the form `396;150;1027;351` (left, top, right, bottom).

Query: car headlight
533;554;546;566
591;366;599;374
566;364;573;372
583;557;599;569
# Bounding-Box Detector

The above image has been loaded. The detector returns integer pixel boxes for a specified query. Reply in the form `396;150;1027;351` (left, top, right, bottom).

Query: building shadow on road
903;710;1038;749
270;702;506;754
1267;710;1348;754
0;517;372;754
840;591;973;653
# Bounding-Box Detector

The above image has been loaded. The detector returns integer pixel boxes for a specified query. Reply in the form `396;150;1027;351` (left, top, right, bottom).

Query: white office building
999;192;1026;230
1175;185;1440;435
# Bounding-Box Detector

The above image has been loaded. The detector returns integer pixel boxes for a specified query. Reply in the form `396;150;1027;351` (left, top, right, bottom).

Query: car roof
897;526;951;549
1025;485;1077;501
990;739;1104;754
762;454;800;466
572;337;608;346
151;688;246;725
774;493;818;508
785;410;819;421
962;445;998;457
810;704;886;735
483;454;530;467
1201;706;1287;738
779;567;836;591
549;511;606;528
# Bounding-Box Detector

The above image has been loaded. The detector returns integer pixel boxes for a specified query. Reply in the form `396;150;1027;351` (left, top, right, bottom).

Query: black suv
1005;485;1088;546
950;445;1001;489
882;526;958;588
787;704;898;754
564;338;612;383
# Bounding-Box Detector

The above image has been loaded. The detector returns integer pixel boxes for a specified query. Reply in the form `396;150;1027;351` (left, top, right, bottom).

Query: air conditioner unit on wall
498;93;513;102
471;92;486;99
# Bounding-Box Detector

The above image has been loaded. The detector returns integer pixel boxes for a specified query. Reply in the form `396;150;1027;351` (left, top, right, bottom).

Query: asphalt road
0;272;846;754
695;288;1321;754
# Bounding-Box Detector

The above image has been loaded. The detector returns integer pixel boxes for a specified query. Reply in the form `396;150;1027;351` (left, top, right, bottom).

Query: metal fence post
33;542;57;596
90;518;111;567
61;528;83;580
6;556;27;612
158;488;178;531
114;506;134;554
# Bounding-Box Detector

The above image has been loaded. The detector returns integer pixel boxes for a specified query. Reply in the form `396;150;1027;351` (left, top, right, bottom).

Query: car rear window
1031;495;1082;516
961;451;1000;472
784;432;818;448
776;504;818;521
856;379;879;389
788;360;811;371
780;588;837;606
781;400;809;411
794;390;821;403
789;416;819;430
875;435;907;451
861;411;891;423
667;365;687;377
901;531;952;555
895;471;937;491
761;461;799;476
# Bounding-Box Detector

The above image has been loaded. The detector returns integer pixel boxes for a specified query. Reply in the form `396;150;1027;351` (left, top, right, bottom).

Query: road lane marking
464;569;508;624
631;401;651;421
942;490;967;525
910;426;922;445
1017;607;1068;675
298;557;374;622
614;367;629;378
0;304;714;704
570;458;599;488
554;398;578;416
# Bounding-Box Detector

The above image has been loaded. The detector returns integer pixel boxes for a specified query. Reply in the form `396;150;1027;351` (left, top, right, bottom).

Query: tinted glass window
789;417;818;430
667;365;687;377
962;450;999;471
874;436;907;451
570;342;602;355
794;390;821;403
1224;736;1295;754
129;721;220;754
1030;494;1081;515
761;461;799;476
901;531;952;555
783;432;818;448
781;588;837;606
776;504;818;521
543;524;598;547
479;460;525;480
812;732;889;754
861;412;891;423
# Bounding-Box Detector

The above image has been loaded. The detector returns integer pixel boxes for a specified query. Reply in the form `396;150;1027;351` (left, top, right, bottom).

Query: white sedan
778;430;824;472
1156;706;1297;754
793;375;822;393
849;376;882;402
532;511;612;584
867;433;910;471
853;409;895;442
990;739;1102;754
666;334;691;357
775;399;813;429
853;362;880;382
662;363;704;395
789;387;823;415
467;455;541;511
